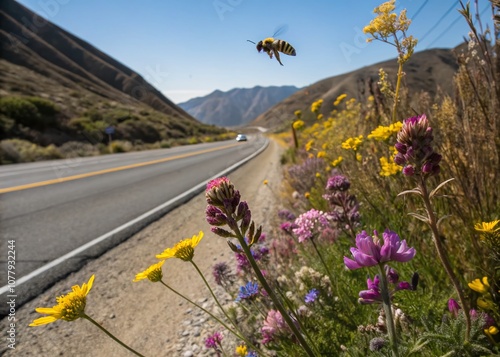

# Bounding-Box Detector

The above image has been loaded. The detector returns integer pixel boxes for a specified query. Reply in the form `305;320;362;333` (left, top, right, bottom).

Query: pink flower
344;229;416;270
293;209;332;243
261;310;293;344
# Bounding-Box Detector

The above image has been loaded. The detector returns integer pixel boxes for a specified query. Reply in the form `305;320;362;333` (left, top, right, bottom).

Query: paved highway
0;135;267;294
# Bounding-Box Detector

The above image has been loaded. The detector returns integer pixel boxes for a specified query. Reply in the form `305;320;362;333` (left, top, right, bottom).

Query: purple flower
359;269;412;305
246;352;258;357
359;275;382;304
305;289;319;304
204;331;223;349
287;157;325;194
326;175;351;192
278;209;296;221
280;221;298;233
205;176;241;214
394;114;442;178
236;281;260;301
293;209;332;243
343;229;416;270
212;262;234;286
448;298;460;317
206;205;228;226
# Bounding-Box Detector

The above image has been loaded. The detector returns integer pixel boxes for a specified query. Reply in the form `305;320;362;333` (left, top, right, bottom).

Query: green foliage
0;96;59;130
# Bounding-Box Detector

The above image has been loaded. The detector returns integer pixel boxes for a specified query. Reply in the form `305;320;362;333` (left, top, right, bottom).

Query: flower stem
418;177;471;340
377;264;399;357
310;237;334;285
159;280;240;340
234;228;318;357
82;314;145;357
392;61;403;123
188;261;262;353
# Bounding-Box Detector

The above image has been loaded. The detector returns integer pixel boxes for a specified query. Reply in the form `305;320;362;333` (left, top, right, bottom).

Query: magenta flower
344;229;416;270
204;331;223;350
448;298;461;317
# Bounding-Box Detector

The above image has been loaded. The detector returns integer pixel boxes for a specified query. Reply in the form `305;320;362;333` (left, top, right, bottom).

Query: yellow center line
0;142;242;194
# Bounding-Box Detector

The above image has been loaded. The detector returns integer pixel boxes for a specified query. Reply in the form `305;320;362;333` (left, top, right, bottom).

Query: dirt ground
1;139;285;357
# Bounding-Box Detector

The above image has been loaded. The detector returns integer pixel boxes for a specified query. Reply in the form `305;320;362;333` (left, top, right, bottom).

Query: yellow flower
292;120;304;130
331;156;343;167
485;326;499;336
334;93;347;106
305;139;314;152
311;99;323;114
294;110;302;119
379;156;402;176
469;276;490;294
368;122;402;141
304;192;310;199
475;220;500;233
356;153;362;162
477;296;496;310
235;344;248;356
134;261;165;282
30;275;95;326
341;135;363;151
263;179;268;185
156;231;204;262
315;172;321;178
317;113;324;120
317;151;326;158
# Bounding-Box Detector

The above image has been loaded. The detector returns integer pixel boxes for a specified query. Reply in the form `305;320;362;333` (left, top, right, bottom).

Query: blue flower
236;281;259;302
305;288;319;304
246;352;258;357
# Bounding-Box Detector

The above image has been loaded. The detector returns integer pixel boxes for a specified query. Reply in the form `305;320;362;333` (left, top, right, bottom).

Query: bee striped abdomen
275;40;296;56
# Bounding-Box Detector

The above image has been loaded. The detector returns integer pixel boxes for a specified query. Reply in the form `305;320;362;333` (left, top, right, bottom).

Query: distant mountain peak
179;85;301;127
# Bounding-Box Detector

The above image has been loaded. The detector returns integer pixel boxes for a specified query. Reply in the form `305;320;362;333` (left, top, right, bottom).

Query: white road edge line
0;139;269;295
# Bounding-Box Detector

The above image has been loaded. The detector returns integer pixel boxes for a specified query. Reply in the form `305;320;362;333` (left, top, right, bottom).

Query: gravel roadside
1;138;284;357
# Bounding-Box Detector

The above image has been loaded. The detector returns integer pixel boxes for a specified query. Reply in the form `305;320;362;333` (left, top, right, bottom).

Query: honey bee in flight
248;26;296;66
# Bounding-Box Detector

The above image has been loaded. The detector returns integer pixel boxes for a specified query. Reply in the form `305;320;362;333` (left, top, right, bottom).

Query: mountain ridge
179;85;300;127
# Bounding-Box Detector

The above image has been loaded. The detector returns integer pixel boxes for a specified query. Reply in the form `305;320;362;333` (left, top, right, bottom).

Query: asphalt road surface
0;135;267;310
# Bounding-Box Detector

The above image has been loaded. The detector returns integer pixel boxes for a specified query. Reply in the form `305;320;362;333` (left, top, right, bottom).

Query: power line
426;14;463;48
411;0;430;21
419;0;460;43
425;4;490;49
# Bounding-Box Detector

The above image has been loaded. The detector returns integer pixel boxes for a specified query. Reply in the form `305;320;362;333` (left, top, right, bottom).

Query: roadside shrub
0;138;61;163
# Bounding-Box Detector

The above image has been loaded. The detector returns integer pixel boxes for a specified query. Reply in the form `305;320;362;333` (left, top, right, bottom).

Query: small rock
183;351;193;357
185;308;192;314
182;330;190;336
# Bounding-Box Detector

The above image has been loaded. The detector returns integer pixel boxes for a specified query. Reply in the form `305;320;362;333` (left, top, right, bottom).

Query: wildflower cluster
27;1;500;356
363;0;417;64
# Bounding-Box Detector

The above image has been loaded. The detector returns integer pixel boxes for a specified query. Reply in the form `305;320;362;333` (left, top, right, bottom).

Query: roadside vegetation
28;1;500;356
0;95;233;164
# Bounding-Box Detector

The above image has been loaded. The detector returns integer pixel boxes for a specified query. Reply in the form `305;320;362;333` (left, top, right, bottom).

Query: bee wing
272;24;289;38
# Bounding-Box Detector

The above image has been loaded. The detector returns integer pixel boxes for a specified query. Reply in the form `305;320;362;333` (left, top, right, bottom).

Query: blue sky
16;0;494;103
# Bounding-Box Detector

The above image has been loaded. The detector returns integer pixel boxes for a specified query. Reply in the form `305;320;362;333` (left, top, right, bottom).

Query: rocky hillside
251;48;460;129
178;85;300;127
0;0;228;163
